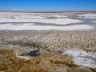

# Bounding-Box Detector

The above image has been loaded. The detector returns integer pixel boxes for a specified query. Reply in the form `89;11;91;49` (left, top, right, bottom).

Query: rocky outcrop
27;50;40;57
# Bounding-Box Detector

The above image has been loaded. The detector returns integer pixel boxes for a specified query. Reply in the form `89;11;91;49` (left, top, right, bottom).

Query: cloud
13;9;21;10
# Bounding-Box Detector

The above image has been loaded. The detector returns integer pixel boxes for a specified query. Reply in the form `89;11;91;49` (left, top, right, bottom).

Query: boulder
28;50;40;57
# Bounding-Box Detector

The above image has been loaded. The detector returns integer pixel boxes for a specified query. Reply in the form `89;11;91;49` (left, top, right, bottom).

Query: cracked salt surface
63;50;96;68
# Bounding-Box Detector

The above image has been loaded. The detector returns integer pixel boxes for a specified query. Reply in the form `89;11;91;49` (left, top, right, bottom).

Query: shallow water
69;18;96;25
80;18;96;24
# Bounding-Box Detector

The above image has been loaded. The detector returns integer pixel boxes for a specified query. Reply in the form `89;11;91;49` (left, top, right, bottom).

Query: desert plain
0;11;96;72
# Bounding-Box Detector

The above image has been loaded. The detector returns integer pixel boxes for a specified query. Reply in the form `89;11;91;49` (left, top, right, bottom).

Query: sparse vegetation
3;31;96;52
0;49;95;72
0;30;96;72
89;68;96;72
50;60;78;67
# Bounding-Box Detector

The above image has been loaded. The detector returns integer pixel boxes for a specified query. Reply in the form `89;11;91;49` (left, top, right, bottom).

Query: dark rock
46;16;57;19
28;50;40;57
55;51;63;54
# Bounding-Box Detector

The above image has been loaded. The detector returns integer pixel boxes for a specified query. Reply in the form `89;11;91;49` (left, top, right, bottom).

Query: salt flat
0;18;82;24
79;14;96;18
0;12;95;31
0;23;94;30
63;50;96;68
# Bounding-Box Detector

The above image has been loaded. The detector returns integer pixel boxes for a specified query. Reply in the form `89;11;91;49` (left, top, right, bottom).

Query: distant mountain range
0;10;96;13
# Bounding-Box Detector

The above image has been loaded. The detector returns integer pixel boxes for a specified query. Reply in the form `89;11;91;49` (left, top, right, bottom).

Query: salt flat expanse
0;23;94;30
0;12;82;25
0;18;82;25
0;12;95;31
63;50;96;68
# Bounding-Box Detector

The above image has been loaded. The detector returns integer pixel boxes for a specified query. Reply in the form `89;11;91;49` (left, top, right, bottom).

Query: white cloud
13;9;21;10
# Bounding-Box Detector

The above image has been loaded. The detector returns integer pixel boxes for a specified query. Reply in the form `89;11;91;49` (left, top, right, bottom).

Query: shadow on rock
27;50;40;57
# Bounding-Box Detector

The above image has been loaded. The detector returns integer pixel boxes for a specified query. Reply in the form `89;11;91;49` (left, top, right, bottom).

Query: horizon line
0;10;96;12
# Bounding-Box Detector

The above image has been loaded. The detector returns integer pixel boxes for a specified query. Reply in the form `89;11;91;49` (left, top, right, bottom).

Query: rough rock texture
27;50;40;56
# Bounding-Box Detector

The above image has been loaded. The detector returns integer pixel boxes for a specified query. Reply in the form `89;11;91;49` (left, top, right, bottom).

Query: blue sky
0;0;96;11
